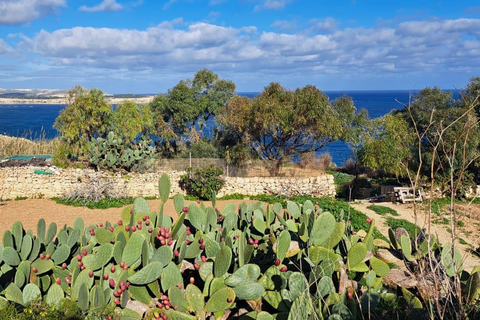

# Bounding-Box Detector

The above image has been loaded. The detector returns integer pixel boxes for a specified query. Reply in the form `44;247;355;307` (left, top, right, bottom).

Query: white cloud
0;0;66;25
271;20;297;32
254;0;292;11
9;17;479;91
79;0;123;12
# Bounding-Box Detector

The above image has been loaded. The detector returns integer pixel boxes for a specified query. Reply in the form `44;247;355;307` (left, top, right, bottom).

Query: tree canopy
149;69;236;156
218;82;364;175
54;85;112;155
358;83;480;189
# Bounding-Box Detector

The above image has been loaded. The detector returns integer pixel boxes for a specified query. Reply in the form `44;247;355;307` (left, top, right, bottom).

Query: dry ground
0;198;255;233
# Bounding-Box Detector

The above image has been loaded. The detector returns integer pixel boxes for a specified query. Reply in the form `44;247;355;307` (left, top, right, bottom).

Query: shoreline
0;96;155;105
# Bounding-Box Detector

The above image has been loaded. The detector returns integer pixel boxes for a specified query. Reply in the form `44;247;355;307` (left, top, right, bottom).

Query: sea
0;90;425;166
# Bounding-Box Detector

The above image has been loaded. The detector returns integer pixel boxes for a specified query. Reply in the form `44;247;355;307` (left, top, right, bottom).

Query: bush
183;139;220;158
179;164;225;200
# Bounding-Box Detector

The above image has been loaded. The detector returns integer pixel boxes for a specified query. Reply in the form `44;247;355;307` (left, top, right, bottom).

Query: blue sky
0;0;479;93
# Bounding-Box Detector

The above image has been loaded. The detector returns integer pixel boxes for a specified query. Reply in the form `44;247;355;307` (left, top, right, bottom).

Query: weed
367;204;399;216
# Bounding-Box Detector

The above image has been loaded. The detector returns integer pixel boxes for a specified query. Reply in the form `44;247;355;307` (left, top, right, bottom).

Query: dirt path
0;198;255;234
351;200;480;272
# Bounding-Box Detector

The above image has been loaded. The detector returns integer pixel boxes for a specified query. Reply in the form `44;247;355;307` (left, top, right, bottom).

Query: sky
0;0;479;94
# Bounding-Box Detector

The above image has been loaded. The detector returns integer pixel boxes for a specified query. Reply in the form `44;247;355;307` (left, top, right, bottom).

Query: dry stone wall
0;166;335;200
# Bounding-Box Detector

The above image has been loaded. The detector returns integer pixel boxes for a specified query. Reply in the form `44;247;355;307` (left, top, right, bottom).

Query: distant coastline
0;96;155;105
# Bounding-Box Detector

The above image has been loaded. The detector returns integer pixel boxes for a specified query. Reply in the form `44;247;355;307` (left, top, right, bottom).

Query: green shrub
183;139;220;158
179;164;225;200
386;217;421;238
367;204;399;216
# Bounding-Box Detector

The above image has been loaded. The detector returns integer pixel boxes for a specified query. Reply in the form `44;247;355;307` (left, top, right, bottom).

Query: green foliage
367;205;399;216
386;217;421;238
219;83;365;176
111;101;153;144
179;164;225;200
53;196;137;209
182;139;220;158
53;85;113;157
149;69;236;156
88;131;155;172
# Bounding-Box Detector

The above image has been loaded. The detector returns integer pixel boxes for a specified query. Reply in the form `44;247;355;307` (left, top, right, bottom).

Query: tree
218;82;359;176
111;100;154;143
53;85;112;156
359;84;480;189
358;113;415;177
149;69;236;156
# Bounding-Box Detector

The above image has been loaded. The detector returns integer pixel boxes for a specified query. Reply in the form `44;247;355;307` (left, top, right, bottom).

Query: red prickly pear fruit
275;259;281;266
125;225;130;231
82;249;88;256
137;225;142;230
177;284;182;289
198;238;204;244
76;254;82;261
190;277;194;284
131;226;136;232
45;253;51;260
88;271;94;278
182;206;189;213
227;298;233;303
347;292;353;300
114;298;121;305
40;253;45;260
120;261;125;268
109;279;115;288
200;244;205;250
32;267;38;273
148;228;153;233
142;216;147;221
351;231;356;235
99;223;103;227
103;274;109;280
118;220;123;226
174;250;179;257
80;265;85;270
78;261;83;267
109;226;114;232
145;221;150;226
201;256;207;263
61;263;67;270
366;218;372;223
194;263;200;270
280;266;288;272
110;266;116;273
56;278;61;285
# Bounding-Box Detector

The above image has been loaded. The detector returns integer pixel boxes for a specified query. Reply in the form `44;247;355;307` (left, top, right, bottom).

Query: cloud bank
0;0;66;25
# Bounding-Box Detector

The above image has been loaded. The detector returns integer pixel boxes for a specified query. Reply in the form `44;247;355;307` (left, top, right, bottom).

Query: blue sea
0;90;421;165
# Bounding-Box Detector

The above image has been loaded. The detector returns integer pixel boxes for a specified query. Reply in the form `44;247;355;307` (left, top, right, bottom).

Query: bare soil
0;198;255;234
